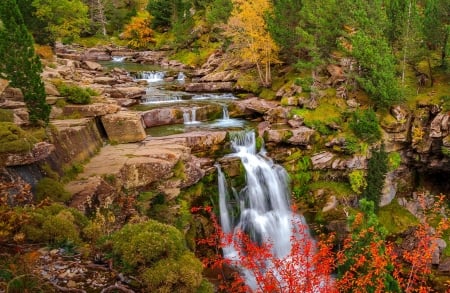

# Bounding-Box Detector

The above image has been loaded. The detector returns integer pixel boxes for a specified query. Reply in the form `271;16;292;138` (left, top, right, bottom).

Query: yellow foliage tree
226;0;279;87
122;11;155;49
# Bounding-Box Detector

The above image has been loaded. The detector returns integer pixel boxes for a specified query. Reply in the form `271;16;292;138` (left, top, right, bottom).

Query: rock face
62;103;121;118
48;118;104;168
142;104;222;127
101;111;147;143
67;176;116;214
2;142;55;167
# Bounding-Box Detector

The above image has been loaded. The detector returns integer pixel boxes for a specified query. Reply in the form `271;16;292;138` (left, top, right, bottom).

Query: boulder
107;86;146;100
184;82;234;92
93;76;117;85
264;106;292;124
287;126;315;146
234;97;279;115
49;118;103;167
148;131;227;154
82;48;110;61
430;113;450;138
276;83;302;98
142;108;183;127
101;111;147;143
0;87;23;101
67;176;116;214
81;60;103;71
311;151;334;169
44;82;60;96
62;103;120;117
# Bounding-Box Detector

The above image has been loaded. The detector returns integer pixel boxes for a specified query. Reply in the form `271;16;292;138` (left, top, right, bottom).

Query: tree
0;0;50;124
361;146;388;210
32;0;89;43
337;199;401;293
342;0;401;108
122;11;155;49
16;0;53;44
226;0;279;86
266;0;303;64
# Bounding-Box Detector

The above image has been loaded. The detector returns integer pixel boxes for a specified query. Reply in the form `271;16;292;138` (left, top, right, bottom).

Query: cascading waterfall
177;72;185;82
135;71;165;82
111;56;125;62
183;108;200;125
217;131;314;289
222;105;230;120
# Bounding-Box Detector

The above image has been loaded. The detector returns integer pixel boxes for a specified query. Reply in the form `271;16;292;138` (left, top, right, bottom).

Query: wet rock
101;111;147;143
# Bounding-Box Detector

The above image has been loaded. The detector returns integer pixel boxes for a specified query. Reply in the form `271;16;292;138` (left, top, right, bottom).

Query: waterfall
217;131;314;289
135;71;165;82
183;108;200;125
111;56;125;62
177;72;185;82
222;105;230;120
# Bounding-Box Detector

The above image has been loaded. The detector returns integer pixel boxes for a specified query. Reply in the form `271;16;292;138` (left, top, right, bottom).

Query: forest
0;0;450;292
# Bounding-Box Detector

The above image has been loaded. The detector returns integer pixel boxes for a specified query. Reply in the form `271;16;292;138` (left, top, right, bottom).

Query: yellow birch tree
226;0;279;87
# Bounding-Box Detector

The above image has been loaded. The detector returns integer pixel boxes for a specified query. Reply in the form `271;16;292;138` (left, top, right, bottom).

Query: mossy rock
0;122;38;154
378;200;419;235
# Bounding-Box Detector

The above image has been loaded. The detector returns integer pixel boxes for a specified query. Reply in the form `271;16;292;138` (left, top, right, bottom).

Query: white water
111;56;126;62
217;131;313;290
177;72;185;82
135;71;165;82
183;108;200;125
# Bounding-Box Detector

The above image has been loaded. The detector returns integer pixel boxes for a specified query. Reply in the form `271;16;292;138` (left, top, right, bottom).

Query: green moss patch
309;181;353;199
378;200;418;235
0;122;38;154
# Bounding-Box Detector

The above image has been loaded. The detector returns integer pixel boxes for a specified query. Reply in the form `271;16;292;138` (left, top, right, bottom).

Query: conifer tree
361;146;388;210
0;0;50;125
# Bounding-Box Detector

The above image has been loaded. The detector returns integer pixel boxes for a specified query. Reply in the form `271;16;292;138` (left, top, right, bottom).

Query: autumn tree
337;199;401;293
122;11;155;49
0;0;50;124
226;0;279;87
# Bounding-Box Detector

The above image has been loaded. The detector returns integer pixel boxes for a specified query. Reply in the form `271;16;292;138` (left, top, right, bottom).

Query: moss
0;122;38;154
378;200;419;235
259;88;276;100
173;160;186;180
35;177;71;202
308;181;353;199
22;204;87;245
235;72;261;93
290;101;342;135
0;109;14;122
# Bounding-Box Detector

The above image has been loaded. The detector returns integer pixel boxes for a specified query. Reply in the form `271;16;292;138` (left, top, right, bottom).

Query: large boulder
184;82;234;92
81;60;103;71
234;97;279;115
67;176;116;214
264;126;315;146
107;86;146;100
62;102;120;118
101;111;147;143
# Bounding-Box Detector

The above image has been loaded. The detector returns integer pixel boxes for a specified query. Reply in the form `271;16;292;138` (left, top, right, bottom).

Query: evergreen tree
343;0;401;108
266;0;303;64
361;146;388;211
423;0;450;69
0;0;50;125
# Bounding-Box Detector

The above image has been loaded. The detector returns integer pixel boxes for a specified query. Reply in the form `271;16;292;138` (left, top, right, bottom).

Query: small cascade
135;71;165;82
217;131;316;289
141;96;182;104
111;56;126;62
177;72;185;82
183;108;200;125
222;105;230;120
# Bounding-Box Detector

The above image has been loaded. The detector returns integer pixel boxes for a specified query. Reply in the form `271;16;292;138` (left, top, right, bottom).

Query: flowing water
217;131;313;289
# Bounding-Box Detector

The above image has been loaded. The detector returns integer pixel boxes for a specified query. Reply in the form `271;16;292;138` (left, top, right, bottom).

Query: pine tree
0;0;50;125
361;146;388;210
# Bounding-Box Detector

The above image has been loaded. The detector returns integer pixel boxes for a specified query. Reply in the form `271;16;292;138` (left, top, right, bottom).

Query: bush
349;109;381;143
141;252;203;292
348;170;367;195
22;204;87;245
387;152;401;171
56;83;94;104
35;177;71;202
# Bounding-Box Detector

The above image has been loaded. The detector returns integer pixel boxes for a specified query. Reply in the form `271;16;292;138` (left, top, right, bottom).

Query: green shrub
442;146;450;157
387;152;401;171
361;147;388;210
56;83;94;104
0;109;14;122
294;77;313;92
109;220;186;269
141;252;203;292
349;109;381;143
0;122;37;153
22;204;87;245
35;177;71;202
349;170;367;195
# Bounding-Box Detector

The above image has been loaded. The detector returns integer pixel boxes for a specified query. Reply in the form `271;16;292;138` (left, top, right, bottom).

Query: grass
0;123;47;154
378;200;418;235
308;181;353;199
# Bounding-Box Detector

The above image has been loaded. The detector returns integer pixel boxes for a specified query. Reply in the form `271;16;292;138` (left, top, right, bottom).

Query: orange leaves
122;12;155;49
